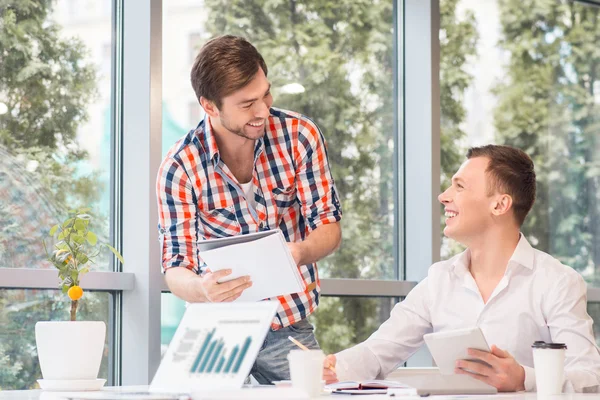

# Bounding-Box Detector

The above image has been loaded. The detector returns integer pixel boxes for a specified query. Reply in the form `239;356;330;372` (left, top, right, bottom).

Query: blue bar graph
215;356;225;373
190;331;252;375
233;337;252;373
223;345;239;373
189;328;215;373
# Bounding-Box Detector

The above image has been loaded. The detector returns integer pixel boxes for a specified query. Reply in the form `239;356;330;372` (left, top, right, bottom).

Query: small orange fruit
68;285;83;301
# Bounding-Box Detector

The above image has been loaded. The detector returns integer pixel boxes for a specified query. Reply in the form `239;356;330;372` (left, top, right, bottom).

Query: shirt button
259;222;264;229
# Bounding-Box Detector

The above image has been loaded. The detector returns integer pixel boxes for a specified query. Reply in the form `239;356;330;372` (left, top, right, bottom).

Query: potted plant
35;208;124;389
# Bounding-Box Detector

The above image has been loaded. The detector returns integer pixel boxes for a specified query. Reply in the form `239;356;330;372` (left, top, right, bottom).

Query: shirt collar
451;233;535;277
199;114;265;165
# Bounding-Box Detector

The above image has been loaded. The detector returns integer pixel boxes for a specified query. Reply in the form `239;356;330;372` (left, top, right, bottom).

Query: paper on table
198;229;306;302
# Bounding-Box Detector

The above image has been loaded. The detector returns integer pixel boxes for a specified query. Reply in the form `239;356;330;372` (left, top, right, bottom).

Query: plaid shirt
156;107;342;329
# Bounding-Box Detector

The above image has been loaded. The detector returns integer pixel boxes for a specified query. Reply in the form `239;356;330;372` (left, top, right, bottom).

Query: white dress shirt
335;235;600;392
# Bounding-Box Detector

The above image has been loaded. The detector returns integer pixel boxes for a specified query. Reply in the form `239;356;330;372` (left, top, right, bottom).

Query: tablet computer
423;327;491;375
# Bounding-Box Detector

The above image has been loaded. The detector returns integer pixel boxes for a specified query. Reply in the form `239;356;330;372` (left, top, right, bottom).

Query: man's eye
243;103;253;109
457;184;464;189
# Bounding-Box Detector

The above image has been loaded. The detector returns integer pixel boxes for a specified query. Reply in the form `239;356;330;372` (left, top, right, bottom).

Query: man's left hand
287;242;304;266
455;345;525;392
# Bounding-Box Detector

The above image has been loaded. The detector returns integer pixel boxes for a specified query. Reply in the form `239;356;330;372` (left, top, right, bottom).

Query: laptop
150;302;279;394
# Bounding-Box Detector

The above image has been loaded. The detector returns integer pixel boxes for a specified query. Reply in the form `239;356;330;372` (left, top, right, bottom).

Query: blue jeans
249;318;320;384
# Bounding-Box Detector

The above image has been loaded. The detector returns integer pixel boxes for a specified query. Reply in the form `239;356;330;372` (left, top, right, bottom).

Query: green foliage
203;0;397;352
0;0;109;388
45;208;123;320
493;0;600;282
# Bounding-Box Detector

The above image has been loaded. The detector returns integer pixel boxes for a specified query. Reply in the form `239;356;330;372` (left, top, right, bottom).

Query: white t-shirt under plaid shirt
156;107;342;329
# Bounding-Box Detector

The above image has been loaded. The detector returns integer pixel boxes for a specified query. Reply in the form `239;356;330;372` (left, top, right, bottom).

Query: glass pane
588;302;600;347
162;1;399;280
439;0;600;284
310;296;397;355
0;1;114;270
161;292;187;356
160;293;397;357
0;289;111;390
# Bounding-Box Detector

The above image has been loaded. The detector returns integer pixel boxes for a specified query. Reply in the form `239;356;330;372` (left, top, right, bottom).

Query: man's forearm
165;267;207;303
296;222;341;265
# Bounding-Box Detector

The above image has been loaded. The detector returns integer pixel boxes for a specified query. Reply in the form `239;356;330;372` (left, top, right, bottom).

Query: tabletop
1;386;599;400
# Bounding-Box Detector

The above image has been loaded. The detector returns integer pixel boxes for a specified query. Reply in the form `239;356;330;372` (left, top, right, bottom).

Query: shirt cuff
523;365;536;392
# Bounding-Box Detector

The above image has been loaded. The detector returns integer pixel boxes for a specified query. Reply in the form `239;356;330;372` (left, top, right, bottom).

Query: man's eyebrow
237;84;271;105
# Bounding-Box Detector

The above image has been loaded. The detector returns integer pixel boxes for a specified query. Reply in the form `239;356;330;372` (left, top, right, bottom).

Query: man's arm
165;267;252;303
541;271;600;393
157;155;251;303
328;278;433;382
287;222;341;266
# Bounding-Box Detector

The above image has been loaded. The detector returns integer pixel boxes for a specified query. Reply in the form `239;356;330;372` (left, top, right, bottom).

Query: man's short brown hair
190;35;268;109
467;145;536;226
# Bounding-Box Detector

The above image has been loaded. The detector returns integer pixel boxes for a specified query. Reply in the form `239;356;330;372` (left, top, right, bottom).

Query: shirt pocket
199;205;241;238
271;185;297;209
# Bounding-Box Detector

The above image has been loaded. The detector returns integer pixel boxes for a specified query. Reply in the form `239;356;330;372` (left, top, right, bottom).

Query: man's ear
491;194;513;217
200;97;219;118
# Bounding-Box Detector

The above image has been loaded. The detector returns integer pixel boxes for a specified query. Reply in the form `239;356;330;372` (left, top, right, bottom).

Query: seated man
323;145;600;393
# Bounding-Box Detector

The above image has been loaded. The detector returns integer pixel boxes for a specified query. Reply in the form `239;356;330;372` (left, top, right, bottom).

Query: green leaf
79;267;89;276
49;224;59;237
86;231;98;246
61;285;69;294
74;220;85;231
105;244;125;265
62;218;74;228
72;234;85;245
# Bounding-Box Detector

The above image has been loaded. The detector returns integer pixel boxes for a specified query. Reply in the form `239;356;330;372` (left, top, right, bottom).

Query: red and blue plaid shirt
156;107;342;329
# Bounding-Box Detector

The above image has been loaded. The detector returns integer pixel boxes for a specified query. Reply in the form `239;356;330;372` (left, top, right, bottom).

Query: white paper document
198;229;306;302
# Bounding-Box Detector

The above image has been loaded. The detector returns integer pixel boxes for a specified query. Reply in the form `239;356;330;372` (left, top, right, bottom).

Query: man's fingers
206;269;233;282
467;348;498;367
490;345;510;358
216;276;252;294
221;292;242;302
456;359;493;377
212;281;253;302
455;367;494;386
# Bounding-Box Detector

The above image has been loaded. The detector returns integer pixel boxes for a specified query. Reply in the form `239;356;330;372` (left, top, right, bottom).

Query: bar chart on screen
150;302;278;392
183;328;253;375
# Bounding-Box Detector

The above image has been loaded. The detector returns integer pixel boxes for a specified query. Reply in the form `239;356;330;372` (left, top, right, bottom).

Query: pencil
287;336;336;373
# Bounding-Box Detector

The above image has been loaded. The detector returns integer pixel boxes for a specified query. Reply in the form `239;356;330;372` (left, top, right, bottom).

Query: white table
0;387;599;400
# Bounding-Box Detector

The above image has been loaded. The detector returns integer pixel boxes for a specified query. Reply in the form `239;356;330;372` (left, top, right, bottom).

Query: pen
287;336;336;373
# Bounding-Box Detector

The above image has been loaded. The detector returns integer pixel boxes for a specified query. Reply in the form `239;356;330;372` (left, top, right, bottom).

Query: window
0;290;112;390
0;0;118;389
161;0;401;364
439;0;600;287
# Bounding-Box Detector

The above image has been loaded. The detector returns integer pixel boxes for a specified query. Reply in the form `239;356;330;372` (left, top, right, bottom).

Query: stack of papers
198;229;306;302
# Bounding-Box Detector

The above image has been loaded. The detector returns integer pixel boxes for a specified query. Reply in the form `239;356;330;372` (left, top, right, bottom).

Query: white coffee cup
532;341;567;395
287;349;325;398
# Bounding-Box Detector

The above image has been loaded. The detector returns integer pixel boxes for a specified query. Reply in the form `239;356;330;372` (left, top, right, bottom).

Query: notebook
326;380;415;395
197;229;306;302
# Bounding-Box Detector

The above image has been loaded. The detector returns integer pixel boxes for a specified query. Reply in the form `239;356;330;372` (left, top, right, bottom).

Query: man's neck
210;117;255;162
467;228;521;280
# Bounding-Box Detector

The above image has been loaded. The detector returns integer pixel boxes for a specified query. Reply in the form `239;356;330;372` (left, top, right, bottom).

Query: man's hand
195;269;252;302
455;345;525;392
287;242;305;266
323;354;338;384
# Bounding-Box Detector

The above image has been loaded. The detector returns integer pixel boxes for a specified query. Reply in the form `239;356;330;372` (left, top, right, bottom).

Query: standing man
323;145;600;393
156;35;342;384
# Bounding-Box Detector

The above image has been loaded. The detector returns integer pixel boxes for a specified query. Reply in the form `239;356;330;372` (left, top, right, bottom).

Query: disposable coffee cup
532;341;567;395
287;349;325;397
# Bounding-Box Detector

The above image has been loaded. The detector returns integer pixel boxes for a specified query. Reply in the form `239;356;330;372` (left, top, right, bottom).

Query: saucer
37;378;106;391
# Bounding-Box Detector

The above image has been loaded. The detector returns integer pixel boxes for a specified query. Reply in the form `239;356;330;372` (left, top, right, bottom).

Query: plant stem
70;300;78;321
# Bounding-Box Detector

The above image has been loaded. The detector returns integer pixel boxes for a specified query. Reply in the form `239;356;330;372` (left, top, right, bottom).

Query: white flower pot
35;321;106;380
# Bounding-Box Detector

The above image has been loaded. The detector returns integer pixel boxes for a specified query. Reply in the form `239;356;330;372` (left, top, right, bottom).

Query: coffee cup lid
532;341;567;349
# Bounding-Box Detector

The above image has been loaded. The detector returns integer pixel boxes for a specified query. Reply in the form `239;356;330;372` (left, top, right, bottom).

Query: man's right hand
323;354;338;384
196;269;252;302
